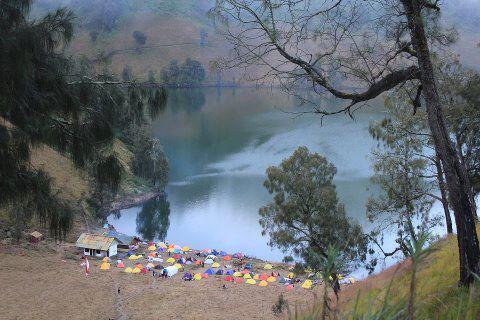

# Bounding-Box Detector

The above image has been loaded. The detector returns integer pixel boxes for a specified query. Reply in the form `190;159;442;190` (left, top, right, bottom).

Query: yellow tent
173;263;182;269
100;263;110;270
243;273;252;279
267;276;276;282
167;257;175;263
158;242;167;248
233;271;242;277
148;245;156;251
212;262;220;268
132;267;141;274
287;272;295;279
124;267;133;273
301;279;313;289
338;274;344;280
253;274;259;280
194;274;202;280
102;257;109;262
264;264;273;270
259;280;268;287
348;276;355;284
182;246;190;252
167;248;174;253
128;255;137;260
246;279;256;285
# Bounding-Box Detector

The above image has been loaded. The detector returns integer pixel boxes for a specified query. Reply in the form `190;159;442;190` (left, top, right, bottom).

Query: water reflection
168;88;205;114
135;196;170;241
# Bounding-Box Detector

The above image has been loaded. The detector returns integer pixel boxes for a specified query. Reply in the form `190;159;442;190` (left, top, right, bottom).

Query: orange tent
195;260;202;265
223;256;232;261
201;273;209;279
259;273;268;281
286;285;294;291
135;263;143;269
234;278;243;284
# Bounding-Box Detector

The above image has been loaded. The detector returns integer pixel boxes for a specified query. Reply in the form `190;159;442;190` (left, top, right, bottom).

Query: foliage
272;293;289;317
122;65;133;81
76;0;127;33
367;96;438;264
160;59;206;86
259;146;367;274
131;127;169;190
132;30;147;46
0;1;167;238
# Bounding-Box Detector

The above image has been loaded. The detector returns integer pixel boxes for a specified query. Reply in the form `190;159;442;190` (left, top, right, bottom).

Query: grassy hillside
294;224;480;319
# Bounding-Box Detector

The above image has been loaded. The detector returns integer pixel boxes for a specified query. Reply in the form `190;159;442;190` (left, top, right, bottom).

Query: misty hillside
31;0;480;82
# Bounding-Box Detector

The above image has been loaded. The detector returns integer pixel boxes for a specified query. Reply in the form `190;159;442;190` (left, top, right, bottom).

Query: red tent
241;269;250;274
259;273;268;281
224;276;234;282
286;285;294;291
201;273;209;279
173;254;181;259
234;278;243;284
223;255;232;261
140;268;147;274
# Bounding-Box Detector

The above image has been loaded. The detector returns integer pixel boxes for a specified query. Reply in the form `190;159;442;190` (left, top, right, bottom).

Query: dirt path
114;282;128;320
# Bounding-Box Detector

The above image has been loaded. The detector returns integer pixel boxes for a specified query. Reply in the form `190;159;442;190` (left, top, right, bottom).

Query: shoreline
106;190;166;214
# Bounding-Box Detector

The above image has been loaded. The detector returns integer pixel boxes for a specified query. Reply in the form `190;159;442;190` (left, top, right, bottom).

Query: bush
132;30;147;46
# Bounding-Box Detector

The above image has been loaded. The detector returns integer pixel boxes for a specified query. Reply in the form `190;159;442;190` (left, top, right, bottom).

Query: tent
154;264;164;270
226;270;234;275
132;267;141;274
201;273;209;279
164;266;178;277
148;245;156;251
151;257;163;263
212;262;220;268
202;249;211;254
194;274;202;280
224;275;234;282
167;257;175;263
182;246;190;252
267;276;276;283
288;272;295;279
125;267;133;273
219;251;227;256
215;269;224;275
259;273;268;281
102;257;110;263
279;278;287;284
148;252;156;258
244;263;253;270
302;279;313;289
349;277;356;284
246;279;256;285
195;260;202;266
264;264;273;270
223;255;232;261
100;263;110;270
241;270;250;275
286;284;294;291
253;274;259;280
157;242;167;248
206;255;217;261
204;259;214;265
146;263;155;269
173;263;183;269
243;273;252;279
259;280;268;287
182;273;193;281
233;271;242;277
135;263;143;269
205;269;215;275
173;245;182;250
233;253;243;259
128;255;139;260
234;278;243;284
173;249;182;254
140;268;147;274
117;261;125;268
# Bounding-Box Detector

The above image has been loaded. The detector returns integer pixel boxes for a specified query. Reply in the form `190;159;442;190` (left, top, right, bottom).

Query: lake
108;87;397;263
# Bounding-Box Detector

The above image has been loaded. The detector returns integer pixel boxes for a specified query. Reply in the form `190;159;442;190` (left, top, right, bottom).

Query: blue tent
211;249;219;256
216;269;224;275
154;264;164;270
245;263;253;270
226;270;234;275
173;248;182;254
205;269;215;275
220;251;227;256
182;273;193;281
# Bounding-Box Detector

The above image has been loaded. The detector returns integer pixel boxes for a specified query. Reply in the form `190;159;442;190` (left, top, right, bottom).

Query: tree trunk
401;0;480;285
435;152;453;234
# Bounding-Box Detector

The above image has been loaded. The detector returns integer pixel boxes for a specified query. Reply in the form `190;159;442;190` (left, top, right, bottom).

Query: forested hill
31;0;236;84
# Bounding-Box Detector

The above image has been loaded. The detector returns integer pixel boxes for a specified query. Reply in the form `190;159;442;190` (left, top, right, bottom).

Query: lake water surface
108;88;391;262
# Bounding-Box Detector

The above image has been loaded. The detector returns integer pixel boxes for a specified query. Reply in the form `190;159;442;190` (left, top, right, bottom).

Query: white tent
204;258;214;264
206;255;217;261
163;266;178;277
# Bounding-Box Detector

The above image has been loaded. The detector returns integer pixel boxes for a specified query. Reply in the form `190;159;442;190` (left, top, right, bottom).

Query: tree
148;70;156;83
121;65;133;81
132;30;147;46
259;147;367;279
160;59;205;86
131;127;169;190
367;98;439;261
212;0;480;285
0;1;167;239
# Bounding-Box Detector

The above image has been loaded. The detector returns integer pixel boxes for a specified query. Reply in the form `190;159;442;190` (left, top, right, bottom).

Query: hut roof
76;233;117;251
30;231;43;238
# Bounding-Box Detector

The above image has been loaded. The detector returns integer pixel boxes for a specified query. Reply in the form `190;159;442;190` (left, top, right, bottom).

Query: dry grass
0;243;319;320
